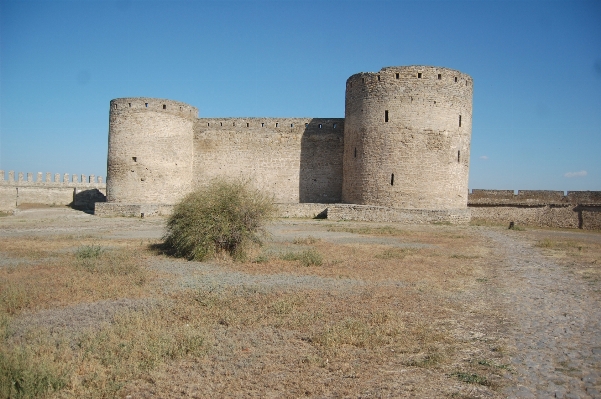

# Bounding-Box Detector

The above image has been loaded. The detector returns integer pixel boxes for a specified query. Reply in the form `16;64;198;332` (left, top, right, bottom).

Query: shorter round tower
342;66;473;210
106;98;198;204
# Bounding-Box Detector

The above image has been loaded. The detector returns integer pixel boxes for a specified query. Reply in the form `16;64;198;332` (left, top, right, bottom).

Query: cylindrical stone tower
342;66;473;210
106;97;198;204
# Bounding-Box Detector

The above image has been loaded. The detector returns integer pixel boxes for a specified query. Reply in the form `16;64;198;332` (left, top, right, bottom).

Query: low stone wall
275;203;328;219
327;204;471;224
468;190;601;230
94;203;173;217
0;170;106;212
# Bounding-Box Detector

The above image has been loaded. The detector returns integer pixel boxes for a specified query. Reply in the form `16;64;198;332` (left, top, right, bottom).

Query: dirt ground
1;207;600;398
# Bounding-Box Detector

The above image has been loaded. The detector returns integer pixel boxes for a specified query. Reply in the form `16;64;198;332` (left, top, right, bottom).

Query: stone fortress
1;65;599;228
96;65;474;224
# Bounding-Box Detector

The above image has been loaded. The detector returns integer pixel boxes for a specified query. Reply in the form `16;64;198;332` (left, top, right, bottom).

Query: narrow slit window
377;75;380;81
291;123;294;127
459;115;462;127
362;78;365;83
385;110;389;122
454;77;457;82
276;123;279;127
207;123;210;126
145;103;148;107
129;103;131;107
247;123;249;127
114;104;117;109
163;104;166;109
333;123;337;129
457;150;461;163
261;123;264;127
354;148;357;158
438;74;441;80
466;80;468;86
305;123;308;127
418;72;422;78
220;122;222;126
233;122;235;126
395;73;399;79
391;173;395;186
319;124;322;129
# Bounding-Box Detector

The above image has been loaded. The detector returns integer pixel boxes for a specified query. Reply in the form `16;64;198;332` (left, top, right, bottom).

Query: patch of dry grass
0;216;511;398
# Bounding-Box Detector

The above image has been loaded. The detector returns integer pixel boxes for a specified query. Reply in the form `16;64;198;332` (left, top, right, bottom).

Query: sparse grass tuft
292;236;320;245
375;248;419;259
450;371;490;385
0;346;68;399
75;244;103;259
162;178;275;261
0;283;33;315
281;249;323;266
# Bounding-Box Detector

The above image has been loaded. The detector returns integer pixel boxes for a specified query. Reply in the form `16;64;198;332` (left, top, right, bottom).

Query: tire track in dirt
484;230;601;398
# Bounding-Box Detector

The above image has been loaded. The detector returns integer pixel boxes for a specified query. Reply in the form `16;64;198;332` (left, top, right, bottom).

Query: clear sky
1;0;600;191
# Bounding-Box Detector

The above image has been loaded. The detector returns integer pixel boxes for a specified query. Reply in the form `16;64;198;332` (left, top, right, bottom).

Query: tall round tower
342;66;473;210
106;98;198;204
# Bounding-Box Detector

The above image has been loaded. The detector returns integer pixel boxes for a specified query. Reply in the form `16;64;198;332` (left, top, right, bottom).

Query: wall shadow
298;118;344;203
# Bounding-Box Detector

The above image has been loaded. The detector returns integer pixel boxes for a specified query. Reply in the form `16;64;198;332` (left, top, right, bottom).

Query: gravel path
484;230;601;399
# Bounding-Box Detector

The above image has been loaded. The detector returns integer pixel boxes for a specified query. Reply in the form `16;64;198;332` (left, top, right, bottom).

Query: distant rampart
0;170;106;212
468;190;601;230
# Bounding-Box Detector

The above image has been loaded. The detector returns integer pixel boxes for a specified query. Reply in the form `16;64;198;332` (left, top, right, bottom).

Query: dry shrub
163;179;275;261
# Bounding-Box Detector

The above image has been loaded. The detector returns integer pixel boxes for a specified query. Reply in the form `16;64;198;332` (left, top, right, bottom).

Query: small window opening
390;173;395;186
362;78;364;83
128;103;131;107
207;123;210;126
395;73;399;79
145;103;148;107
418;72;422;78
276;123;279;127
454;77;457;82
318;124;322;129
457;150;461;163
132;157;137;162
220;122;222;126
290;123;294;127
247;123;249;127
466;80;468;86
163;104;166;109
459;115;462;127
385;110;389;122
354;148;357;158
333;123;337;129
261;123;264;127
438;74;441;80
305;123;308;127
233;122;235;126
377;75;380;81
114;104;117;109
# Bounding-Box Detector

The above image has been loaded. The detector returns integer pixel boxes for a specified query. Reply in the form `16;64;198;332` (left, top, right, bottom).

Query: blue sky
1;0;600;190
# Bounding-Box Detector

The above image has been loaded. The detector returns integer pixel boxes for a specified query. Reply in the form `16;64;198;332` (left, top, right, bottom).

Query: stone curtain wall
106;98;198;204
0;170;106;212
193;118;344;203
343;66;473;210
468;190;601;230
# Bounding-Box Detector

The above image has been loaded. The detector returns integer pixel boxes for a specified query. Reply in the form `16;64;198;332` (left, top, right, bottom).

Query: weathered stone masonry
97;65;473;223
92;65;600;229
0;171;106;212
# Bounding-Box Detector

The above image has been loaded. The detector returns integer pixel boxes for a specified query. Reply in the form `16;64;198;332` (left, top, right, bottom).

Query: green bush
163;179;275;261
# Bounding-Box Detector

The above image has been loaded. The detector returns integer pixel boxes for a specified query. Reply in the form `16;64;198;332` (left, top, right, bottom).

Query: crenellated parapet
0;170;105;187
469;189;601;206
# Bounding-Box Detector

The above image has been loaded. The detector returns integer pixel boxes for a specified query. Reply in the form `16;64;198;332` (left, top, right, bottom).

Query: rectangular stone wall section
468;190;601;230
0;170;106;212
